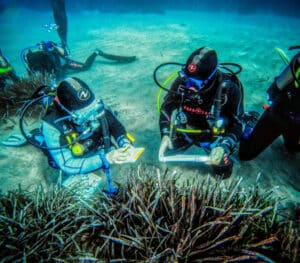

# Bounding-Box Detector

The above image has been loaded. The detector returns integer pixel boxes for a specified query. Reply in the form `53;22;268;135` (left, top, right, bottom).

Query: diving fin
1;134;27;147
288;45;300;51
275;47;290;65
52;0;68;50
96;49;136;63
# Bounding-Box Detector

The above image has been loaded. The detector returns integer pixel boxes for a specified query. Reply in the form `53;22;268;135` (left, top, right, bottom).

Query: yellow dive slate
125;146;145;163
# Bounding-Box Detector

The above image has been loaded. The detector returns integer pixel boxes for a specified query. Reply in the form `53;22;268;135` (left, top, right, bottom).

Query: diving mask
39;41;56;52
180;67;217;90
72;99;105;126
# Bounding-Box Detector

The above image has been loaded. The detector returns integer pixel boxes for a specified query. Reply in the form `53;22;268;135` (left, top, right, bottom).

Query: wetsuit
159;72;244;152
23;42;98;80
239;52;300;160
0;50;19;89
40;104;128;175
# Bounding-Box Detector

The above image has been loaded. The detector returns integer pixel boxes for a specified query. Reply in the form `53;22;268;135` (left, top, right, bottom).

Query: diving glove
210;146;226;165
105;144;144;164
159;135;173;157
210;145;233;178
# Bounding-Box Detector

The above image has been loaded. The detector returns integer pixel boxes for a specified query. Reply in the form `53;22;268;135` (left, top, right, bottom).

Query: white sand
0;8;300;204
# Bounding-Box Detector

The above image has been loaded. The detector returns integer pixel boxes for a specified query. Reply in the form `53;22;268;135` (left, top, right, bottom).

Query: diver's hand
210;145;233;178
210;146;228;165
105;145;132;164
159;135;173;157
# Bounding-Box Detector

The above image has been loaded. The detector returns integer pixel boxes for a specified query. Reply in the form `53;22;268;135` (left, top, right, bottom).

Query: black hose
153;62;184;90
153;62;242;91
99;114;110;153
19;95;70;150
218;62;243;75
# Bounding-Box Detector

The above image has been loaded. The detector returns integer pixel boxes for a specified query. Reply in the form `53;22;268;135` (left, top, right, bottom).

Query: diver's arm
159;77;181;136
42;122;104;175
222;82;244;152
105;109;130;147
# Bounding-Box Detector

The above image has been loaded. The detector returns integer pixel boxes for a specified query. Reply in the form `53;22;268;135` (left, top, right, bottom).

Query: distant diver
21;40;136;80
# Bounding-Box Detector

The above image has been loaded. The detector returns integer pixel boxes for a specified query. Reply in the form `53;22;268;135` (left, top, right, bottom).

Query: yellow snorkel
275;47;300;89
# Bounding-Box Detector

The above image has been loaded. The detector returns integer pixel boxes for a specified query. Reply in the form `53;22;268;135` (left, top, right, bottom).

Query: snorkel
275;45;300;90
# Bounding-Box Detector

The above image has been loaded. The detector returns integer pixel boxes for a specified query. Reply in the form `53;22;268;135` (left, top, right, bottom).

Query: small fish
43;23;59;32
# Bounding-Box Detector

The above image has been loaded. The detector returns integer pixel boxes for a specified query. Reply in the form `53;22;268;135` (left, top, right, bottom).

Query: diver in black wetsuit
25;0;134;80
21;40;101;80
239;49;300;160
158;46;244;178
21;40;136;80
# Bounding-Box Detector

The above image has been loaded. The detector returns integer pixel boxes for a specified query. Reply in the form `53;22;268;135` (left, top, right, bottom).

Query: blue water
0;0;299;17
0;1;300;205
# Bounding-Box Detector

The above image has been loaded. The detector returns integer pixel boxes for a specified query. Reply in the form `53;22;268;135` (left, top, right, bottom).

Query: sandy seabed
0;8;300;207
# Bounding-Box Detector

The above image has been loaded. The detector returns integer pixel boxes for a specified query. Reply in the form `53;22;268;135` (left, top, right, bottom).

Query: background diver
21;40;136;80
21;0;136;80
239;46;300;160
20;0;136;80
156;46;244;178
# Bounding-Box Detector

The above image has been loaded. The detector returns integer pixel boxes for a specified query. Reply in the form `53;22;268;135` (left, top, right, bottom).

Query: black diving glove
210;137;235;178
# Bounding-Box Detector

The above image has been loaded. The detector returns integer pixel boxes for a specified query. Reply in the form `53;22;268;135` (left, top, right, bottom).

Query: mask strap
54;97;77;118
204;66;218;85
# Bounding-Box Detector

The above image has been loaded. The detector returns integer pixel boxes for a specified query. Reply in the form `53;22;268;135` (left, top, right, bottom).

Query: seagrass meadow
0;166;299;262
0;74;53;120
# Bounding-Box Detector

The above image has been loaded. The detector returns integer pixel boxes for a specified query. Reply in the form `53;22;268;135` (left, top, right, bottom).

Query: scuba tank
276;52;300;90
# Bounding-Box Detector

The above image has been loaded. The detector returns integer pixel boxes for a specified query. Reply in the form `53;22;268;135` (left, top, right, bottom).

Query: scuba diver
239;46;300;160
19;77;144;194
0;48;19;89
21;40;136;80
21;0;136;81
156;46;244;178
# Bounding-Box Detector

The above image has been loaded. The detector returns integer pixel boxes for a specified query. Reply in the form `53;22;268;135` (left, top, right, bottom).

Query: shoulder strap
212;72;245;118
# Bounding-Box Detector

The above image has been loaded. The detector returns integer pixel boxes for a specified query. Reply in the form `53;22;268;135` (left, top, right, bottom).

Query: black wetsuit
25;46;98;80
159;72;244;151
239;54;300;160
